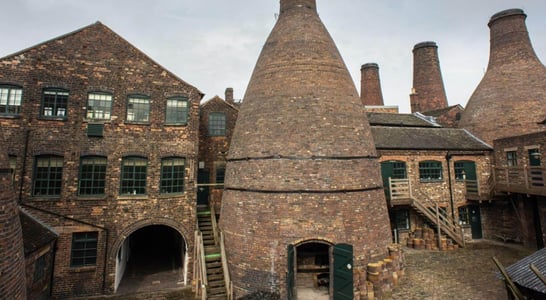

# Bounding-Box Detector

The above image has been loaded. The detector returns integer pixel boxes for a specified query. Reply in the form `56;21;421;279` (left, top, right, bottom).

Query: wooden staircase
194;204;231;300
388;178;465;247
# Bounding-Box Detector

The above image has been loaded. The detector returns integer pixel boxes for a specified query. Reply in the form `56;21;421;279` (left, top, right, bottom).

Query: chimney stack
459;9;546;144
280;0;316;14
225;87;234;104
410;41;449;113
360;63;385;106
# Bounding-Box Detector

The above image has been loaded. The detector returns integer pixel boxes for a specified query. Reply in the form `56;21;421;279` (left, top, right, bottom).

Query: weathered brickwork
221;0;394;298
198;92;238;212
422;105;464;128
0;143;27;299
410;41;449;113
360;63;384;106
459;9;546;145
0;22;202;297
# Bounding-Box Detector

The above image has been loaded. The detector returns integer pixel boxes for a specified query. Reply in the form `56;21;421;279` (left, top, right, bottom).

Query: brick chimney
0;135;27;300
459;9;546;145
360;63;385;106
221;0;392;297
410;41;449;113
225;87;234;104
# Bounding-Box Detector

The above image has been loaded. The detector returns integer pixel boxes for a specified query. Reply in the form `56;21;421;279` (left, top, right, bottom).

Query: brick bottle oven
410;41;449;113
0;133;26;300
360;63;385;106
220;0;394;298
459;9;546;145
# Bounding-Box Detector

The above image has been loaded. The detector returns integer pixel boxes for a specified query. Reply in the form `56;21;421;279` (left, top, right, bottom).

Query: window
458;207;469;225
41;89;68;118
87;92;112;120
160;157;185;194
9;155;16;184
528;148;541;167
33;155;63;196
391;161;406;179
506;151;517;167
454;162;466;181
126;95;150;123
208;112;226;136
393;210;409;230
166;97;189;125
120;157;147;195
78;156;107;196
215;163;225;184
33;254;46;282
70;232;98;267
0;85;22;115
419;160;443;182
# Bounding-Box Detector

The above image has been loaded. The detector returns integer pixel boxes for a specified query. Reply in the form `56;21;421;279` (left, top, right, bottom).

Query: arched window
419;160;443;182
166;97;189;125
41;88;69;118
0;85;23;116
33;155;63;196
208;112;226;136
126;95;150;123
78;156;107;196
120;157;147;195
87;92;113;120
160;157;185;194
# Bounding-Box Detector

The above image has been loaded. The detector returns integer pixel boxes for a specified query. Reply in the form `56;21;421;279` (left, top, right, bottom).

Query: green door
333;243;353;300
287;244;295;300
197;170;209;205
380;161;407;199
455;161;477;181
468;205;482;239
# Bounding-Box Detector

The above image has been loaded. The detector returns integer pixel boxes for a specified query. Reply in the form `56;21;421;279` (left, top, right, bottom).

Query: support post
436;203;441;249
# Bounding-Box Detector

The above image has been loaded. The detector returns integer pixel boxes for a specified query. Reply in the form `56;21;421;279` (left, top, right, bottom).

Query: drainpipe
18;129;30;203
446;153;455;223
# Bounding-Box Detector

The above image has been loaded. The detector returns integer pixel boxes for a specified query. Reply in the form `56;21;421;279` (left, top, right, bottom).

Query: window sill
38;117;67;121
159;193;185;198
30;196;61;201
69;266;96;273
84;119;111;124
77;195;107;201
419;180;444;183
165;123;188;127
117;195;148;200
0;114;21;119
124;122;150;126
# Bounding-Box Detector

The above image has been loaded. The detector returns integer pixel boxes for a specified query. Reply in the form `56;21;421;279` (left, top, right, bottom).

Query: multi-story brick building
0;22;203;297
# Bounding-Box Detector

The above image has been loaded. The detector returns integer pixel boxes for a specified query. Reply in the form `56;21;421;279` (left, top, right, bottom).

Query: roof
200;95;240;111
505;247;546;294
19;210;58;256
371;126;492;150
367;112;439;128
422;104;464;117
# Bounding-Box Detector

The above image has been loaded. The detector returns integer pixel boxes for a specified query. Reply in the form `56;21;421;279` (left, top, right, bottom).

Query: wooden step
209;280;225;288
209;287;227;295
208;274;225;281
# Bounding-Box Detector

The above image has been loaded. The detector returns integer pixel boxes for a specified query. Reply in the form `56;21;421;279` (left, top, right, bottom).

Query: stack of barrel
364;244;405;299
405;228;458;251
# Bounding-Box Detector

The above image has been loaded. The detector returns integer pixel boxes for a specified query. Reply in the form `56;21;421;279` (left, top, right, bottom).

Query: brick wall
410;42;448;113
0;22;201;297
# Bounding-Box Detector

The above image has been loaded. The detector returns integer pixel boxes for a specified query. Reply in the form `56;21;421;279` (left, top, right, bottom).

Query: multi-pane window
393;210;409;230
160;157;185;194
454;161;465;181
120;157;147;195
126;95;150;123
528;148;541;167
70;232;98;267
78;156;107;196
166;97;189;125
33;155;63;196
0;85;22;115
458;206;470;225
419;160;443;182
33;254;46;282
208;112;226;136
391;161;407;179
87;92;112;120
42;89;69;118
215;163;225;184
9;155;16;184
506;151;517;167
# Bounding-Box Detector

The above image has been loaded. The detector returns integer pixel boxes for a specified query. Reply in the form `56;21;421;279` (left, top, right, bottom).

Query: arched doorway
115;225;187;293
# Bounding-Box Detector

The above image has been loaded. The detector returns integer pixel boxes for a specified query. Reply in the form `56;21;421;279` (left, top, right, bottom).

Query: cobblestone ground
387;240;533;300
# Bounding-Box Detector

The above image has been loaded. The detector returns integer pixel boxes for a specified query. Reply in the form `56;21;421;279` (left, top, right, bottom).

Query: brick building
0;22;203;297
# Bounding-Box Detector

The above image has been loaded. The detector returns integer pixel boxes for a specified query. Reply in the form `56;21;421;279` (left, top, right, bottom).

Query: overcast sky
1;0;545;112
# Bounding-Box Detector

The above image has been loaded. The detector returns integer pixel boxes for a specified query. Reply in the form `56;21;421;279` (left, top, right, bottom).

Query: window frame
86;92;113;121
78;156;107;197
393;209;410;230
160;157;185;194
41;88;69;119
33;254;47;283
0;85;23;116
165;97;189;125
126;94;150;123
33;155;63;197
70;232;98;268
506;151;518;167
419;160;443;182
120;156;147;195
208;112;226;136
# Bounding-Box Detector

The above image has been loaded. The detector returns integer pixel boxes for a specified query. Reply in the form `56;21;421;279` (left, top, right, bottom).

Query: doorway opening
295;242;331;300
115;225;187;294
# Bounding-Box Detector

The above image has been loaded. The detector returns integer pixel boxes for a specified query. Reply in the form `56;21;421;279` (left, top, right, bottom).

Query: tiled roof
371;126;492;150
19;210;57;255
367;112;438;128
422;105;463;117
505;247;546;294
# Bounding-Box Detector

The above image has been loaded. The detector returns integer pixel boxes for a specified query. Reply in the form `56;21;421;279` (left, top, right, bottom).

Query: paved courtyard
388;240;533;300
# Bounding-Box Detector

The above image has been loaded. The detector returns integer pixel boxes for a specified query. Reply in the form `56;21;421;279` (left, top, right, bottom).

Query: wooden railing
220;232;233;299
388;178;464;247
494;166;546;196
194;231;208;300
210;204;219;246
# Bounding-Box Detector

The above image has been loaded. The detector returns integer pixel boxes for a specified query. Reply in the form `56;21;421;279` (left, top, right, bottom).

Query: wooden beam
492;256;525;300
530;263;546;286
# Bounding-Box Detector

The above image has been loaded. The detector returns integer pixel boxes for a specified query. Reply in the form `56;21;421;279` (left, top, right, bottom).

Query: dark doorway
468;205;483;239
116;225;186;294
197;170;210;205
290;242;331;299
